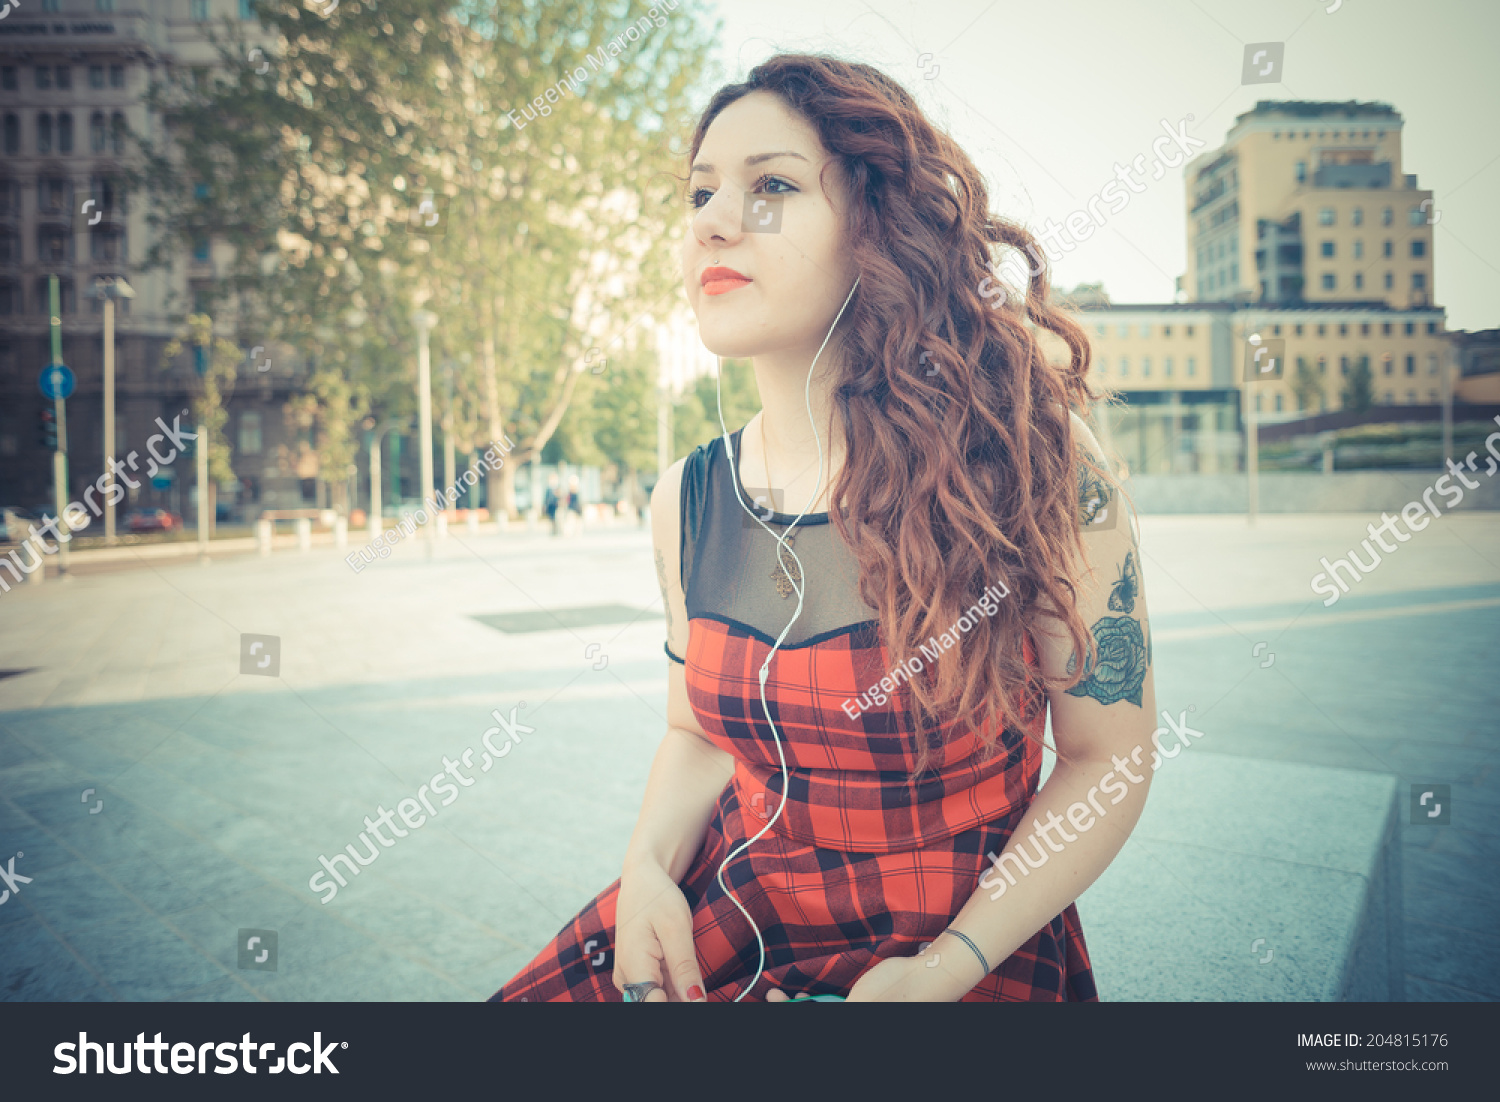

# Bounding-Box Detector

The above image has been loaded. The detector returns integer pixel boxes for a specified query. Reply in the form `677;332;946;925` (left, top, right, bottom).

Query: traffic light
39;405;57;451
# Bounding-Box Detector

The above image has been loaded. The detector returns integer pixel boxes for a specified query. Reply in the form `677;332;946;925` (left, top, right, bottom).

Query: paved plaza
0;510;1497;1001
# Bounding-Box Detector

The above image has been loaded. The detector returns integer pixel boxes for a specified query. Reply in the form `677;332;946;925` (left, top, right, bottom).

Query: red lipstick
701;265;752;296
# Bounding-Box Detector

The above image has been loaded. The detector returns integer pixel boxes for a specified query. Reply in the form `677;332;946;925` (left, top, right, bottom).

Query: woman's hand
611;856;708;1002
765;940;979;1002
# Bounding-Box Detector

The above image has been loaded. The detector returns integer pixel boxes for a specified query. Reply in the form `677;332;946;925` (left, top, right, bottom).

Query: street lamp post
413;309;438;554
90;277;135;545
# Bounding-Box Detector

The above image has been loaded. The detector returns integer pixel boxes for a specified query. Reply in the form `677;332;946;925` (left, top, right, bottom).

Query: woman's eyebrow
690;150;810;175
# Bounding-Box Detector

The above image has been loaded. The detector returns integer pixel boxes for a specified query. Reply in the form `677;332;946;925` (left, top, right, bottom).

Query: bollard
256;519;272;557
436;512;449;540
27;552;45;585
466;511;480;536
296;517;312;551
334;516;348;549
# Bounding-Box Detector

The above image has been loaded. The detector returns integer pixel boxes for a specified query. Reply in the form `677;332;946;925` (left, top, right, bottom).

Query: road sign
150;470;175;490
39;364;75;400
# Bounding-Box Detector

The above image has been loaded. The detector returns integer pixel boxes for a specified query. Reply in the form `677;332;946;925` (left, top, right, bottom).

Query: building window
1164;356;1174;377
38;177;67;213
55;66;71;90
1427;322;1438;335
1382;354;1392;375
90;112;106;153
1142;357;1151;377
1274;393;1283;412
1;114;17;156
110;112;126;154
41;0;60;9
1412;271;1427;291
1294;324;1303;337
1406;391;1416;404
1404;354;1414;375
1296;162;1307;183
1429;389;1439;402
239;411;263;455
1162;325;1172;337
1117;323;1129;338
1353;240;1363;259
240;0;256;16
56;112;72;153
0;67;14;91
1351;208;1363;226
1139;323;1151;338
96;0;115;11
90;228;125;263
194;237;211;261
89;65;105;89
36;66;52;91
1404;321;1414;336
1320;241;1335;259
36;113;52;155
1337;324;1347;337
39;225;71;263
1382;391;1394;404
1318;207;1334;225
1340;355;1349;376
191;0;210;19
1185;325;1194;337
1254;392;1263;412
1186;356;1196;377
1409;207;1426;227
110;65;125;89
1427;354;1438;375
1411;239;1426;258
1321;273;1335;289
1317;356;1326;375
1381;240;1392;258
1353;272;1363;290
1095;324;1106;338
1384;272;1394;289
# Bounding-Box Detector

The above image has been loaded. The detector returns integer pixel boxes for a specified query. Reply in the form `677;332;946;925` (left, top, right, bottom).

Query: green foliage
161;314;240;484
136;0;722;498
1340;355;1374;413
672;360;759;460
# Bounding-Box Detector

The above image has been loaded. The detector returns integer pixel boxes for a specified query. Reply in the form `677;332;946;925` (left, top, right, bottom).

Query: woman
490;53;1155;1003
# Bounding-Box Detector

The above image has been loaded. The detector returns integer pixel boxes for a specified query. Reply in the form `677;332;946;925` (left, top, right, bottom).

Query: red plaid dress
490;429;1097;1002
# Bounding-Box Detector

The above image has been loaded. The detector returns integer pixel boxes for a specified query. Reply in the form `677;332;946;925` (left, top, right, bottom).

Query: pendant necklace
761;415;803;600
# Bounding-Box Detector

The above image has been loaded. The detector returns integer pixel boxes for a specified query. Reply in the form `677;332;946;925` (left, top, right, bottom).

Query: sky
694;0;1500;333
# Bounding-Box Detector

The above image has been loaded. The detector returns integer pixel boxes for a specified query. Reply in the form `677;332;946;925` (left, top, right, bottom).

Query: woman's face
682;90;859;362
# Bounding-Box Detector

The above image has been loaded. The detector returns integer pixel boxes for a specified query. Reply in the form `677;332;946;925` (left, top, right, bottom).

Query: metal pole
1246;386;1259;525
1441;343;1455;466
414;311;436;553
50;275;70;575
196;415;209;558
442;358;455;532
369;435;382;540
103;294;117;544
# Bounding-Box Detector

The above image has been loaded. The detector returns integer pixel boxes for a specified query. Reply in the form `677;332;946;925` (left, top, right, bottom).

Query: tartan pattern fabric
489;780;1096;1002
685;615;1045;854
487;432;1099;1002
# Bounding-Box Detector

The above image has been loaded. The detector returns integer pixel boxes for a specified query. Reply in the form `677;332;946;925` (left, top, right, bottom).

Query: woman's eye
685;175;796;209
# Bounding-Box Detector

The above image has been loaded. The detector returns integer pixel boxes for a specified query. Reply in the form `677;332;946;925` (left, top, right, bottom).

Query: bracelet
943;926;991;976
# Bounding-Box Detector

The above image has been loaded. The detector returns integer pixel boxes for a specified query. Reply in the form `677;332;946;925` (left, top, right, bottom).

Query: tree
137;0;720;519
672;360;759;459
1290;356;1323;414
162;313;241;531
1341;354;1373;412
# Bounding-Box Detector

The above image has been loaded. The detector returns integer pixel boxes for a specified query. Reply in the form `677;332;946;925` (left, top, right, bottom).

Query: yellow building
1034;100;1462;475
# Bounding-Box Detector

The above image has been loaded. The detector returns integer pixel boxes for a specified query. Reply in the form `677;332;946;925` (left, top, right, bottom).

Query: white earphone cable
711;276;860;1001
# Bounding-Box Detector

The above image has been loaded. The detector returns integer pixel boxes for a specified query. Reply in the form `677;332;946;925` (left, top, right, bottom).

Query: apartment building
0;1;297;517
1049;100;1459;474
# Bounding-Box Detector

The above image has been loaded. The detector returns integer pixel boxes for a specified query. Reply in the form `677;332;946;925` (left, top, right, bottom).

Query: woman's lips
701;266;752;296
702;277;752;296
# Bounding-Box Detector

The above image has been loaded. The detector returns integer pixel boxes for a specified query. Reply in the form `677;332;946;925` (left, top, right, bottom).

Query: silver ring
623;981;662;1003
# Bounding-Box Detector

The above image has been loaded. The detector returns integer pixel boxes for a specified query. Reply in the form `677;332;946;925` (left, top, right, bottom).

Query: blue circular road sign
39;364;75;400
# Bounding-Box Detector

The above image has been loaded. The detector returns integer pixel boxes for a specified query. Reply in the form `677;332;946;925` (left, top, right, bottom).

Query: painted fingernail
687;984;705;1001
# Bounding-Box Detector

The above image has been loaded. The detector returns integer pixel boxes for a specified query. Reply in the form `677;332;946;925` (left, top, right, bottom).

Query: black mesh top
678;427;880;650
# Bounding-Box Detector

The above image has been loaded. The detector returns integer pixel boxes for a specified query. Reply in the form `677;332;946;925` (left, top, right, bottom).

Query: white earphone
711;275;861;1001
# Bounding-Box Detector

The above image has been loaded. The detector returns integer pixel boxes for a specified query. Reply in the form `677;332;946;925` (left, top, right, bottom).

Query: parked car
125;508;182;533
0;507;36;543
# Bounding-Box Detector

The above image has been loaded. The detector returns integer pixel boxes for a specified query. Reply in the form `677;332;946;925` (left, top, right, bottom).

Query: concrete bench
1075;751;1402;1000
